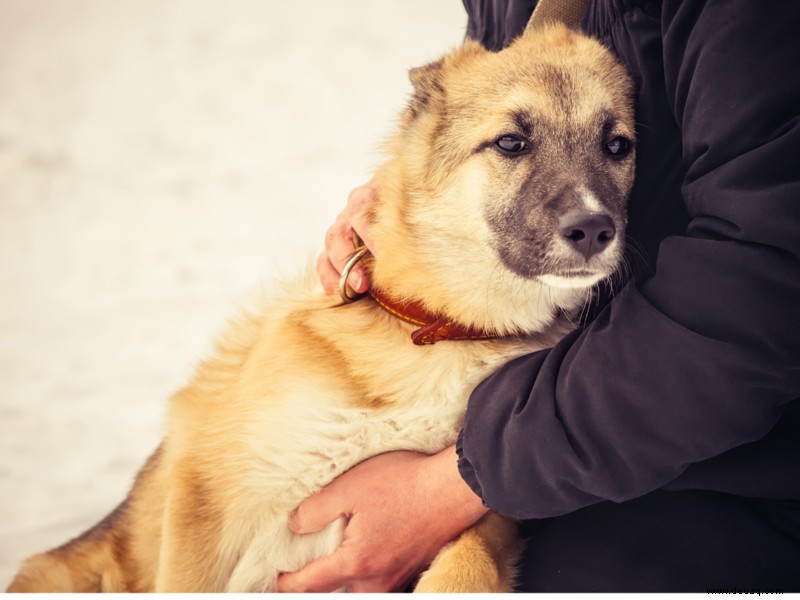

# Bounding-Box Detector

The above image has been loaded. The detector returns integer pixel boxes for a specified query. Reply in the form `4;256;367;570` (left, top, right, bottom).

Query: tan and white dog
8;23;635;593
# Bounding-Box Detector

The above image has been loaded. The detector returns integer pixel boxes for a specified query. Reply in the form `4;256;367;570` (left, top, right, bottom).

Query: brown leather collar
368;287;507;345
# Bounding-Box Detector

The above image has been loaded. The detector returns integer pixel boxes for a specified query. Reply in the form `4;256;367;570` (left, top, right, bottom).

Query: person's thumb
288;486;349;535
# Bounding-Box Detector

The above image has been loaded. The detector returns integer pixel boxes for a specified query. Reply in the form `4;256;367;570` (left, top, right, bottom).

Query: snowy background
0;0;466;585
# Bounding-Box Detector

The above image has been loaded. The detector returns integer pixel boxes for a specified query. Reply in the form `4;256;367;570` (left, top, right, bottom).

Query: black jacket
457;0;800;529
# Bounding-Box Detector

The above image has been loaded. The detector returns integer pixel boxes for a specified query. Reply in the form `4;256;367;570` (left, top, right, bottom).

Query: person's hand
276;447;488;593
317;180;379;295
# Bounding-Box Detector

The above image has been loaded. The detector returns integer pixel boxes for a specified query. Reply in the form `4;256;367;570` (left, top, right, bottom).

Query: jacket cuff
456;428;486;506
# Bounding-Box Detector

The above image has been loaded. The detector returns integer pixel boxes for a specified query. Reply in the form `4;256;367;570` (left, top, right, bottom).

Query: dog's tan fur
8;24;634;593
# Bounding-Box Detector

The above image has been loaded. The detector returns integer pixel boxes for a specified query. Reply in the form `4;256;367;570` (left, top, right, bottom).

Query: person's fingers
347;579;392;593
276;548;353;593
347;575;409;593
276;540;399;593
324;213;356;270
316;251;342;295
344;183;379;255
315;180;379;296
324;216;369;294
318;246;368;296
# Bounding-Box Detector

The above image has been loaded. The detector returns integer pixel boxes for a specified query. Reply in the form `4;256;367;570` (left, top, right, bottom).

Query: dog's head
370;23;635;336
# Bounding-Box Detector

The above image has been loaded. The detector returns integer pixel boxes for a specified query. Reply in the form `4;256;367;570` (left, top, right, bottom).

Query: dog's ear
407;58;444;118
406;41;485;119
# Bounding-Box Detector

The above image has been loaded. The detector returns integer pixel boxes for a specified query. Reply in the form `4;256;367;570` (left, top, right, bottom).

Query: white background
0;0;466;585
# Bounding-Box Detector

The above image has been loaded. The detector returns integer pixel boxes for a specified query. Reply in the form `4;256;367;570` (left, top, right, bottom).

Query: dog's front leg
414;512;521;593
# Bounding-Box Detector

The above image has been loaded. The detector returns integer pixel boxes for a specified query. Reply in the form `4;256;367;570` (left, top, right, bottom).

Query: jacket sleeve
456;0;800;519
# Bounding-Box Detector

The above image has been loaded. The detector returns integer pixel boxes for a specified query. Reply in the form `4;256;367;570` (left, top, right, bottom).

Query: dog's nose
558;212;616;260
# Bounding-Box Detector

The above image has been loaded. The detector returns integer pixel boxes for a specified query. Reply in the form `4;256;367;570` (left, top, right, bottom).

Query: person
277;0;800;592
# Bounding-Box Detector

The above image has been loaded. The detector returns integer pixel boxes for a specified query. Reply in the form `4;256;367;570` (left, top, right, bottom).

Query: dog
7;22;635;592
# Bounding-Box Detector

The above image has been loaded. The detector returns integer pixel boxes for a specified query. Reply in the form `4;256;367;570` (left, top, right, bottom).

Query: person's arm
276;447;487;593
458;0;800;519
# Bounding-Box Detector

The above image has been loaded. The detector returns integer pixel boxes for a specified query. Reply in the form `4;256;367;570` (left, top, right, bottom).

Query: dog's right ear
407;58;444;118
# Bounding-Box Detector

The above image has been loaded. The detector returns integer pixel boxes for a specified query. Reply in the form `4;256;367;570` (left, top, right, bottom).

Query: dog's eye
604;136;632;159
495;135;528;156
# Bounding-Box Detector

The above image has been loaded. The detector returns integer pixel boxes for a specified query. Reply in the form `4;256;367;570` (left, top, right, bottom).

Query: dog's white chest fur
201;288;555;591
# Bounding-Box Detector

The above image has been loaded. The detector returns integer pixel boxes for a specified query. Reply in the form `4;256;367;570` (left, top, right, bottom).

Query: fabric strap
525;0;590;31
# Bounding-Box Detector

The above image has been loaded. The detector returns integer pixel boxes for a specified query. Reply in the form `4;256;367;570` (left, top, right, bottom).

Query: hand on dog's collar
338;245;512;345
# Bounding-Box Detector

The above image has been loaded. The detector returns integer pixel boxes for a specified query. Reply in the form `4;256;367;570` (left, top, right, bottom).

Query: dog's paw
413;541;510;593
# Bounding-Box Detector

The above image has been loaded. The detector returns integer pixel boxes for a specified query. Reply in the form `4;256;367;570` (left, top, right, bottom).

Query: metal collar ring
338;246;370;304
